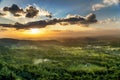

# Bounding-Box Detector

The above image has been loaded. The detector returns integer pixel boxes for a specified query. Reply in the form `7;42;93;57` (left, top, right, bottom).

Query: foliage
0;40;120;80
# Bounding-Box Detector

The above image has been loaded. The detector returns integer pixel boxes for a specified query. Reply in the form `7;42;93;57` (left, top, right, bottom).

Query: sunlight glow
23;28;42;35
22;28;46;37
29;28;40;34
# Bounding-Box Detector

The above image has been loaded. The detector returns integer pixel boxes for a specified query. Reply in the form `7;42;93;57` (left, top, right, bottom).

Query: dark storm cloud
46;13;52;18
25;6;39;18
0;13;97;29
1;4;52;18
14;13;21;17
3;4;24;16
86;13;97;23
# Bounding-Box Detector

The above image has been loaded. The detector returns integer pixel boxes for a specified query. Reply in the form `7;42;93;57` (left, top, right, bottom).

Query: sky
0;0;120;40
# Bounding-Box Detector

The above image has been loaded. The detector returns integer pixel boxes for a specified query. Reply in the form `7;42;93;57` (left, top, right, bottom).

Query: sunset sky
0;0;120;40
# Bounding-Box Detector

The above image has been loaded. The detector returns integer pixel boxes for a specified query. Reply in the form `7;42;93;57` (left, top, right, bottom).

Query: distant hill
0;38;61;47
0;36;120;47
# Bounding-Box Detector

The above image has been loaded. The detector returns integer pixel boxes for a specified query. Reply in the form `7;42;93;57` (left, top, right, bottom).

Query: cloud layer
0;13;97;29
0;4;98;29
92;0;120;11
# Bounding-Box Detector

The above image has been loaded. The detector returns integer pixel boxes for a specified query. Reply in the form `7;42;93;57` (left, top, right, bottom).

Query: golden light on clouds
0;25;120;40
0;24;97;40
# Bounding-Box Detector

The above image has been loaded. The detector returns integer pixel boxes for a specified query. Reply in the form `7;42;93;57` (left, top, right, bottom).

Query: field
0;38;120;80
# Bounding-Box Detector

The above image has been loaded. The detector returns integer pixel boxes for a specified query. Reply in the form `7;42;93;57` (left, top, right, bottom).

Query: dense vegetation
0;38;120;80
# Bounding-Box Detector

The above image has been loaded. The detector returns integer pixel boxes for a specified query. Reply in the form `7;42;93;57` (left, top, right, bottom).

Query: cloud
98;17;117;24
0;13;97;29
85;13;97;23
3;4;24;16
92;0;120;11
25;5;39;18
0;4;52;23
2;4;52;18
0;12;5;16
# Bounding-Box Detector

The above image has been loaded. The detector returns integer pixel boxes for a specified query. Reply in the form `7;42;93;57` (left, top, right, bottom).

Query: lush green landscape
0;38;120;80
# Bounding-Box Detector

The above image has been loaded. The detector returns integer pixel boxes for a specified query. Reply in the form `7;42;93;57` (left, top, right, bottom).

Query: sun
29;28;40;34
23;28;46;36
